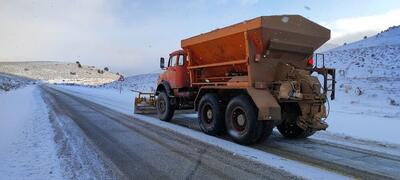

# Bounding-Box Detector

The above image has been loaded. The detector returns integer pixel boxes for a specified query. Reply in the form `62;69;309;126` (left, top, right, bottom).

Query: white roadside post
118;75;125;94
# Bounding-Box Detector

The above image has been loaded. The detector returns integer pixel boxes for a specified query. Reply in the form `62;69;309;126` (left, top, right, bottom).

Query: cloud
0;0;116;59
323;9;400;44
0;0;144;72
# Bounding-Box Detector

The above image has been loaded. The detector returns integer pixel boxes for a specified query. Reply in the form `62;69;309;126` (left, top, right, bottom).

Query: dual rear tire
224;96;274;145
276;104;315;139
198;94;274;145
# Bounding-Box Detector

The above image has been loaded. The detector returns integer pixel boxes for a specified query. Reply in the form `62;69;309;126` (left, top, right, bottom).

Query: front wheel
225;96;274;145
156;91;174;122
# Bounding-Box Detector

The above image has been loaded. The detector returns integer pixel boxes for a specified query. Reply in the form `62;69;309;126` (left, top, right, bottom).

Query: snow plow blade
133;90;157;114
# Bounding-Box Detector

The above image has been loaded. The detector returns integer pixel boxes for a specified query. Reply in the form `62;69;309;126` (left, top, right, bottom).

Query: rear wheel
277;104;315;139
225;96;274;145
156;91;174;122
252;120;275;143
198;94;224;135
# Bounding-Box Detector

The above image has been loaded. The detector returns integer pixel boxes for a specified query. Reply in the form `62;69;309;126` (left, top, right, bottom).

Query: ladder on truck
314;53;336;100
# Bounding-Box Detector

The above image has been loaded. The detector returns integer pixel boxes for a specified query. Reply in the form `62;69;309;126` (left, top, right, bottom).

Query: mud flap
246;87;281;121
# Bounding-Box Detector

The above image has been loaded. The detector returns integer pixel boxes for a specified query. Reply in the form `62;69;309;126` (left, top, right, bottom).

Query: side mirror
160;57;165;69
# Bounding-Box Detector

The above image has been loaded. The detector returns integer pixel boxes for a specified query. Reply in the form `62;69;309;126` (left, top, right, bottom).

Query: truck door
166;55;178;88
166;54;189;89
175;54;189;88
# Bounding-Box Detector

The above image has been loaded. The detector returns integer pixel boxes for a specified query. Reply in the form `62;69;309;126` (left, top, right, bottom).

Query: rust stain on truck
139;15;336;145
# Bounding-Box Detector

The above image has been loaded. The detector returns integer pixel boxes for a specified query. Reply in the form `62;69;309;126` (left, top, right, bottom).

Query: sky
1;0;400;75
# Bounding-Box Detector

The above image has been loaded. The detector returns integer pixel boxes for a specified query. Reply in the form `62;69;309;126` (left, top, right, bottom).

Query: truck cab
158;50;190;90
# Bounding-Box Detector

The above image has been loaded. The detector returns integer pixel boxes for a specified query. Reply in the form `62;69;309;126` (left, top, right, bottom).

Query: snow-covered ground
0;61;119;85
0;86;63;179
0;73;35;92
320;26;400;142
0;85;119;179
99;73;158;92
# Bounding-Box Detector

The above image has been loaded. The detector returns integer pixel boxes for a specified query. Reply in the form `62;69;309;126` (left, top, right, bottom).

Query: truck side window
169;55;177;67
177;55;184;66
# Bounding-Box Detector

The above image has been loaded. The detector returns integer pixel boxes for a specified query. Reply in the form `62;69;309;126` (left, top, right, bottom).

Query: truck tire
252;120;275;143
277;104;315;139
225;96;273;145
198;94;224;135
156;91;174;122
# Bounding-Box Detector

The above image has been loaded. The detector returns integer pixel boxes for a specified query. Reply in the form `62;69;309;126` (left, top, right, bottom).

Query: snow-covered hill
325;46;400;79
0;61;119;85
100;73;159;92
332;25;400;51
322;26;400;129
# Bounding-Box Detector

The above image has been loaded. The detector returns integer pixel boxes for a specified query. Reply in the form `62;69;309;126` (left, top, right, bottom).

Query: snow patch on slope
101;73;158;92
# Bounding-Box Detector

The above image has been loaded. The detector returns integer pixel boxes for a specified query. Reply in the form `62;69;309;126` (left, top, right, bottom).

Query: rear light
307;58;314;66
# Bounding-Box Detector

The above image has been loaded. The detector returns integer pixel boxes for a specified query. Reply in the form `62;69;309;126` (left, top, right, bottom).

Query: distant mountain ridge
331;25;400;51
0;61;119;85
325;26;400;79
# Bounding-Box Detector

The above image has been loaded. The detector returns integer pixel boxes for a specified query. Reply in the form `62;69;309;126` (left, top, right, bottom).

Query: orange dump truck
145;15;335;144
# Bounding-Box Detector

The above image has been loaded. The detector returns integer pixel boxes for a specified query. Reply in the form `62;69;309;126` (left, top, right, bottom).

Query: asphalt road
42;86;298;180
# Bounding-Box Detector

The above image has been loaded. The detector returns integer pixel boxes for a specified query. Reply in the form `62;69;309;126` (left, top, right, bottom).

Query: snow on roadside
0;86;63;179
42;89;124;179
0;73;35;92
